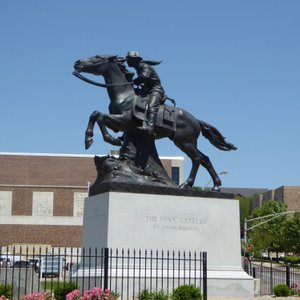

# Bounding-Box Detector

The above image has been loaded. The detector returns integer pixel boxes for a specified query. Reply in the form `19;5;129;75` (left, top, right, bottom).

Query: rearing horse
73;55;237;190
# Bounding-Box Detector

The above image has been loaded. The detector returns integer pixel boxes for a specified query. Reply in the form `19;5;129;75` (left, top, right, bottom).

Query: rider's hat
126;51;143;61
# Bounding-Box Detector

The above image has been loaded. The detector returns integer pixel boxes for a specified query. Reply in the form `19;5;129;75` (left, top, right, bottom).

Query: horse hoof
179;182;190;189
111;137;122;146
85;138;94;150
212;186;221;192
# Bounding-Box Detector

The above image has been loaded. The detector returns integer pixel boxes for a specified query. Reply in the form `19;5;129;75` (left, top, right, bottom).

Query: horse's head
74;55;118;75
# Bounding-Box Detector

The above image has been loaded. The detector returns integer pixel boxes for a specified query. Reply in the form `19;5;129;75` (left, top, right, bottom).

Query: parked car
259;252;269;259
13;260;31;268
0;257;12;267
28;258;40;272
40;256;62;278
0;254;21;266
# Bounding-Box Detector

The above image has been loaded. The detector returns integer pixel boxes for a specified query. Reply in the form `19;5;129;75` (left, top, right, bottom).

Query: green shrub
151;290;168;300
171;285;202;300
283;255;300;265
53;281;79;300
110;290;120;299
138;289;152;300
0;283;12;299
273;284;291;297
138;289;168;300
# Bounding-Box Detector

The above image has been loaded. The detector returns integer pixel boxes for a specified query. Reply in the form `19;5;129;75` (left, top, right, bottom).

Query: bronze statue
73;54;237;191
126;51;165;135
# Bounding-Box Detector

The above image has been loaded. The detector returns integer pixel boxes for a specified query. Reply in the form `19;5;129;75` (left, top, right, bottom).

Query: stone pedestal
82;191;253;297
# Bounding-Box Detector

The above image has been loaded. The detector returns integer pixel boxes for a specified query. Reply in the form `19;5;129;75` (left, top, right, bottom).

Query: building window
73;192;88;217
110;150;120;156
0;191;12;216
32;192;54;216
172;167;180;185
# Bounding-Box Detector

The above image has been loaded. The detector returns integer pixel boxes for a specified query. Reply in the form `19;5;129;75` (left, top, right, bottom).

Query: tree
250;229;274;257
283;212;300;253
238;193;261;238
236;195;251;231
249;200;287;256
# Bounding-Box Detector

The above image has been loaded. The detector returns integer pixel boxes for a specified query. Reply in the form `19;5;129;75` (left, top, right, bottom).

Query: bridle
73;59;133;88
73;58;176;107
73;71;133;88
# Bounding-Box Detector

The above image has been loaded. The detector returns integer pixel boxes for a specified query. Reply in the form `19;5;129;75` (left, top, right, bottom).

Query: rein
73;71;132;88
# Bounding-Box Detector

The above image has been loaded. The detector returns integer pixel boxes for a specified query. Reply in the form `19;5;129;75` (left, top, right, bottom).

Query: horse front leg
85;111;100;149
95;113;126;146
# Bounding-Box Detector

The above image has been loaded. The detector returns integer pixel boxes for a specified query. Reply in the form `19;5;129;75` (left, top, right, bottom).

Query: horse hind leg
175;141;221;191
173;141;200;189
200;153;222;191
180;158;200;189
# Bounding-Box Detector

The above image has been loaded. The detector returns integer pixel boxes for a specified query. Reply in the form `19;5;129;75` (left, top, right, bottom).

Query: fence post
286;266;290;287
104;248;109;290
203;252;207;300
270;262;273;293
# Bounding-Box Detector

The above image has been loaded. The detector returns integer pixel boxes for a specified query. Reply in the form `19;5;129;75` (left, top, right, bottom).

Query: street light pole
203;170;228;189
243;211;295;258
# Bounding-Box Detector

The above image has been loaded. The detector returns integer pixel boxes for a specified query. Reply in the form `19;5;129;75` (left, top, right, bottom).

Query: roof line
0;152;184;160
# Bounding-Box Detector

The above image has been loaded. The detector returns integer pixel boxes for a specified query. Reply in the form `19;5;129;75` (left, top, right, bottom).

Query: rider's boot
145;112;156;135
138;94;161;135
138;112;156;135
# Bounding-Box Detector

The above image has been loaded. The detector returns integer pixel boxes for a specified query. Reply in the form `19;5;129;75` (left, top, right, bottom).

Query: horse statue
73;54;237;191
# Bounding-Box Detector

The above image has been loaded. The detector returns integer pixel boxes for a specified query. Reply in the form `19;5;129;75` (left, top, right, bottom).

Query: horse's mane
115;56;126;63
114;56;162;82
115;56;134;82
115;56;162;67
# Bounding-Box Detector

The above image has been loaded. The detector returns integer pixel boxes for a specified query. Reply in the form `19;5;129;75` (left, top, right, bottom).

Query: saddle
132;96;176;132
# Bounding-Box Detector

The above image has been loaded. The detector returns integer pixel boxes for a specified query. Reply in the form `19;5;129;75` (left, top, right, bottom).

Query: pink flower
21;292;51;300
66;289;80;300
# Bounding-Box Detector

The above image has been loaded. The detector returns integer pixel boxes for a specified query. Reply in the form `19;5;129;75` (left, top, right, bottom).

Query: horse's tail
199;120;237;151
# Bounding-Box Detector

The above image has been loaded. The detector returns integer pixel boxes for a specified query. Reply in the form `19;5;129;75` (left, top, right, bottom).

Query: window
0;191;12;216
171;167;180;185
32;192;54;216
73;192;88;217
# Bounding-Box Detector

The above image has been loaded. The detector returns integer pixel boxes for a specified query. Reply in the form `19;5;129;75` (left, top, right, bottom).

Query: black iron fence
0;247;207;300
244;259;300;295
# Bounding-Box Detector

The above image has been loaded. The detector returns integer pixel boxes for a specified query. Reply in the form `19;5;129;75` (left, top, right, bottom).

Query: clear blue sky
1;1;299;189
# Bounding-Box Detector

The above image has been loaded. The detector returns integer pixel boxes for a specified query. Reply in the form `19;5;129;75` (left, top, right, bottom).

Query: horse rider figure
126;51;165;135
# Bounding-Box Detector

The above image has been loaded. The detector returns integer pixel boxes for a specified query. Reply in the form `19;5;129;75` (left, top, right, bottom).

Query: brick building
0;152;184;248
221;186;300;212
262;186;300;212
